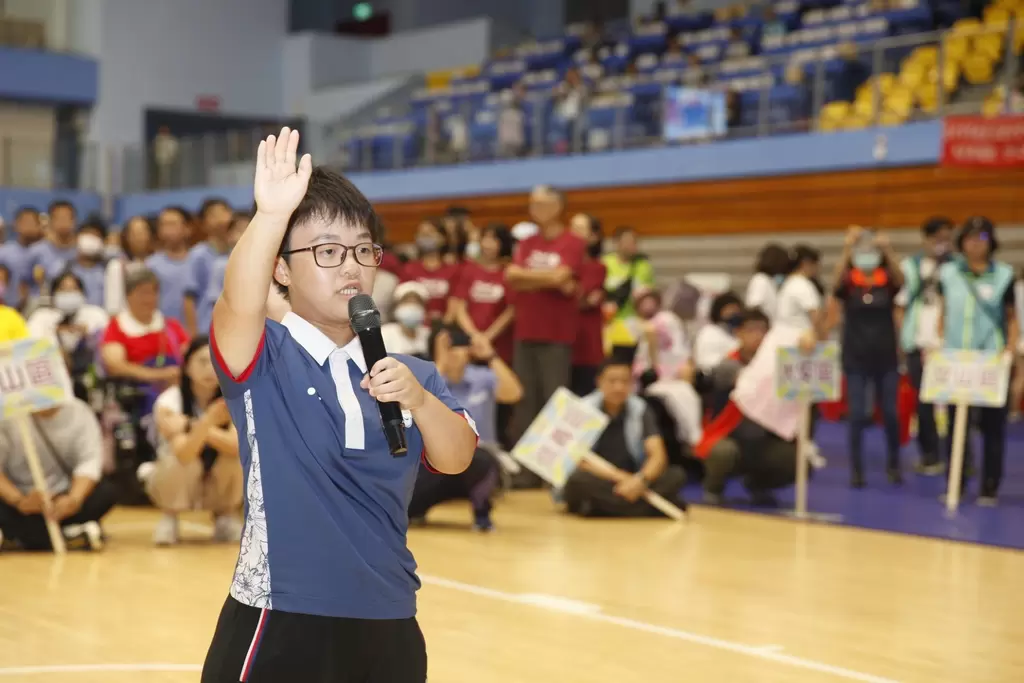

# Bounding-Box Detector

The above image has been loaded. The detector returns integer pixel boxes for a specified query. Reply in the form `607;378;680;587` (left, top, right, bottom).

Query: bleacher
335;0;1022;172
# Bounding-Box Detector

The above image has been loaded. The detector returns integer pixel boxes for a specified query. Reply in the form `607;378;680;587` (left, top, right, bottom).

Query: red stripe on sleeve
694;400;744;460
210;322;265;384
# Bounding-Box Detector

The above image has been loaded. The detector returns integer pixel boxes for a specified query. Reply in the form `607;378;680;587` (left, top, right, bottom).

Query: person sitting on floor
144;335;243;545
408;326;523;531
563;347;687;517
693;308;798;506
0;397;117;551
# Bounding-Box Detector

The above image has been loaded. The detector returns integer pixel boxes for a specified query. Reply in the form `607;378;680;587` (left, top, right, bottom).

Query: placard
0;337;74;419
920;349;1010;408
511;388;608;488
774;342;841;402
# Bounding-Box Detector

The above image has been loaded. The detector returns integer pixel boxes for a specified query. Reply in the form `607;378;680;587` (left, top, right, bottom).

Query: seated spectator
100;268;189;415
0;298;29;342
693;292;742;372
381;282;431;357
563;349;687;517
695;309;797;505
408;328;523;530
104;215;155;315
0;397;117;551
632;286;691;381
27;271;110;401
145;336;242;545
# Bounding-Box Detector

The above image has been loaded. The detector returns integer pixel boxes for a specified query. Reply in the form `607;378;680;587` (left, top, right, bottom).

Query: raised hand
254;127;313;220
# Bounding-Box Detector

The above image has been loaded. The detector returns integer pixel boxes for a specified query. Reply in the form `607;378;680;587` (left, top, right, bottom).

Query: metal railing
0;23;1020;196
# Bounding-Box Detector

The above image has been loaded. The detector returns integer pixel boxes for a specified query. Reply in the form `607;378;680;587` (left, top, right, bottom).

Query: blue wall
0;47;99;105
0;188;103;226
112;121;942;223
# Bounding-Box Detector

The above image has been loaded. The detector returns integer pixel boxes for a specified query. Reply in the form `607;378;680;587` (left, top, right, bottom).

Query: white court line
0;664;201;676
419;574;902;683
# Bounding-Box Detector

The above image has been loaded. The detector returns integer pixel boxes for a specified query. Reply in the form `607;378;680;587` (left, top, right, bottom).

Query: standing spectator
497;85;527;158
146;336;243;545
152;126;179;189
776;245;823;336
569;213;608;396
0;398;117;551
562;350;686;517
191;212;248;335
403;219;461;323
602;226;655;321
745;243;790;321
381;282;432;357
632;287;691;381
896;217;954;474
937;217;1019;505
25;200;78;296
506;185;586;444
692;292;743;372
48;217;107;307
0;207;44;308
146;207;193;325
105;216;155;315
183;199;235;335
826;227;905;487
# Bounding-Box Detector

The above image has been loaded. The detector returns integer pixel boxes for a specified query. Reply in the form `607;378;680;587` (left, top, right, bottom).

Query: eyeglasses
282;242;384;269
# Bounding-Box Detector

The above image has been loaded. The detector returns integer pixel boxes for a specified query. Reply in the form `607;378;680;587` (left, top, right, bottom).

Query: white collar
116;310;165;336
281;312;366;371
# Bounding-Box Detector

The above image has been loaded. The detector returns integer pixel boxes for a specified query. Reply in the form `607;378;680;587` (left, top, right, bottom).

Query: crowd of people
0;182;1019;552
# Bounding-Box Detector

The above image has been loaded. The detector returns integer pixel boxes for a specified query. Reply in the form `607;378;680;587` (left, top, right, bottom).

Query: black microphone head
349;294;381;333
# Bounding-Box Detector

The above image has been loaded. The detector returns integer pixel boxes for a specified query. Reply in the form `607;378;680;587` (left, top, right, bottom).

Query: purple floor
692;421;1024;550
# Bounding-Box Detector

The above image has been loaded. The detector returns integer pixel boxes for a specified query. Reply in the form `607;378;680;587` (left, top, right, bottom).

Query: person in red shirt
569;213;608;396
402;219;461;323
506;185;586;442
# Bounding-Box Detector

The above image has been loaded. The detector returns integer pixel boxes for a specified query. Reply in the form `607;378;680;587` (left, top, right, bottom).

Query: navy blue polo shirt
209;312;476;620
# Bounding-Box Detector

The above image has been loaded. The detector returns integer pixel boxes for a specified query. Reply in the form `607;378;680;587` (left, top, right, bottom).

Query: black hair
922;216;954;237
709;292;743;323
739;307;770;328
199;197;231;219
14;206;39;221
957;216;998;253
481;223;515;259
51;270;85;294
120;215;155;260
789;244;821;273
48;200;76;217
598;354;635;375
754;243;790;276
613;225;635;240
79;214;108;239
446;205;471;218
159;206;192;224
180;335;220;418
274;166;383;296
585;215;605;258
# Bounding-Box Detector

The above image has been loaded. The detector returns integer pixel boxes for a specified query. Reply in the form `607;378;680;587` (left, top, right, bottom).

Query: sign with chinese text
511;388;608;488
0;337;73;419
775;342;841;402
920;349;1010;408
941;115;1024;168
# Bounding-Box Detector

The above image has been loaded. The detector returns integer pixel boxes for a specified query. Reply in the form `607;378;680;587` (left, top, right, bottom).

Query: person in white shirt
693;292;742;372
381;282;431;357
745;243;790;321
775;245;824;337
895;217;954;473
104;215;155;315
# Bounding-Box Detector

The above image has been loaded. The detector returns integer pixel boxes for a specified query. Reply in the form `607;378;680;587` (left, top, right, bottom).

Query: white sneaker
805;443;827;470
212;515;243;543
61;521;104;551
153;514;180;546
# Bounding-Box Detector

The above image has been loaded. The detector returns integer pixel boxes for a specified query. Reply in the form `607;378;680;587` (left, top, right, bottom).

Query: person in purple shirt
145;206;192;325
183;198;235;336
45;218;108;307
191;212;249;334
25;200;78;296
0;207;44;308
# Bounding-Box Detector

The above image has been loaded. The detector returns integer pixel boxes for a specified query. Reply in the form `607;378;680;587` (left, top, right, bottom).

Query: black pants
570;364;599;398
408;447;499;519
846;368;901;473
0;478;117;551
563;466;686;517
703;436;797;496
513;341;572;440
945;403;1008;496
906;350;940;465
202;596;427;683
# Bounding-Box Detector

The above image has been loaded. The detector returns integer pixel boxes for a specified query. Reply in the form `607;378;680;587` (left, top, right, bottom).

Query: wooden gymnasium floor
1;492;1023;683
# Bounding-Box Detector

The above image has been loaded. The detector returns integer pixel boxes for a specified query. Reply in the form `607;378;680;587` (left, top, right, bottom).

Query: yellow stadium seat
953;18;983;35
927;60;961;93
819;117;840;132
962;53;996;84
982;96;1005;117
911;45;939;67
854;90;879;119
973;33;1005;61
983;5;1012;26
879;109;908;127
876;72;896;95
844;115;870;130
899;61;926;89
822;101;851;121
885;88;914;117
943;35;971;62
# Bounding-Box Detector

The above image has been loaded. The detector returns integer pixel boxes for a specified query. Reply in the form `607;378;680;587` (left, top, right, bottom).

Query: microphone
348;294;408;456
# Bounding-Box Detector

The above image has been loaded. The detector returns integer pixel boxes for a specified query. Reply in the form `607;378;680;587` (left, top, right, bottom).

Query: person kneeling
0;398;116;551
145;336;243;545
563;351;686;517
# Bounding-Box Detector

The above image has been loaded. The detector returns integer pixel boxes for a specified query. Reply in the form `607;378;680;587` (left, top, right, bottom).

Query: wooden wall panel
373;165;1024;242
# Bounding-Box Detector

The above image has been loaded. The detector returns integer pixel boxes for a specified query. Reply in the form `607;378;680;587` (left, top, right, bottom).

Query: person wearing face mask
569;213;608;397
27;272;110;401
693;292;743;372
381;282;432;357
47;217;108;308
402;219;462;323
895;216;954;475
745;243;791;321
824;226;904;488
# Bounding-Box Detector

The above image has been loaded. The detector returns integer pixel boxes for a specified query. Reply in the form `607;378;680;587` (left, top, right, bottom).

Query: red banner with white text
941;115;1024;167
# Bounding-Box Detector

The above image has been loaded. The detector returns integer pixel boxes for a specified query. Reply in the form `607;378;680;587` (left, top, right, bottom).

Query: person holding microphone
201;128;477;683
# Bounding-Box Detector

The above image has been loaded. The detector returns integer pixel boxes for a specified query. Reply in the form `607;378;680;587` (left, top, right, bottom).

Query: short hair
14;206;39;221
789;244;821;272
754;243;790;276
159;206;192;224
709;292;743;323
738;307;770;328
199;197;231;219
125;267;160;295
922;216;954;236
79;214;108;239
274;167;383;295
446;205;471;217
48;200;75;216
51;269;85;293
